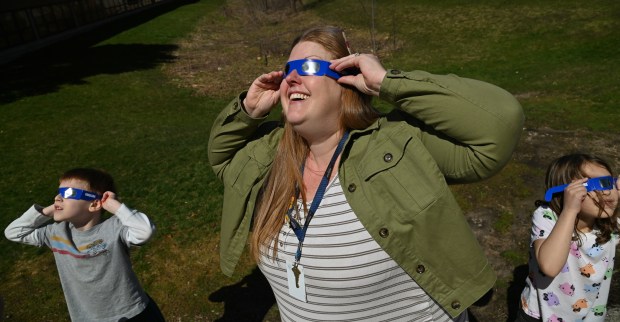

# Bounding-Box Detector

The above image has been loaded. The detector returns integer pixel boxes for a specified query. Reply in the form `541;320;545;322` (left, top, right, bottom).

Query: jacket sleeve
208;93;282;275
208;92;274;182
379;69;524;182
116;204;155;246
4;205;52;247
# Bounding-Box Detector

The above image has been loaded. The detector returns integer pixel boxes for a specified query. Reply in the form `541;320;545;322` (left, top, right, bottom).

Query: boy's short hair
60;168;116;196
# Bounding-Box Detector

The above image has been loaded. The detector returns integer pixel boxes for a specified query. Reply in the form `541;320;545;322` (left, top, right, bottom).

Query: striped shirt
258;175;455;322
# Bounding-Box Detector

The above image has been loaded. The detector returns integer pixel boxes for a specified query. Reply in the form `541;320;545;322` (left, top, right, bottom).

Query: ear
89;199;103;212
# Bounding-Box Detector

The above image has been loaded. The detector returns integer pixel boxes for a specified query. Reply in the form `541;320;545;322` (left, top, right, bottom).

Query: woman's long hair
543;153;620;245
251;26;380;261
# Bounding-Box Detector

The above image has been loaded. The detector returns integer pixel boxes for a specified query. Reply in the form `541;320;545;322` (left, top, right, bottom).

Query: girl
519;153;620;321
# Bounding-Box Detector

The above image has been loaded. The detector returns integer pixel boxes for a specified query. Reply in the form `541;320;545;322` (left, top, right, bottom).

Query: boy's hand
42;204;55;217
101;191;121;215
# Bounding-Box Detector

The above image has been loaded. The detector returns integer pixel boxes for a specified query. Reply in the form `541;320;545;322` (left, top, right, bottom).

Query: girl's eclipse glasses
283;59;357;80
59;187;102;201
544;176;615;201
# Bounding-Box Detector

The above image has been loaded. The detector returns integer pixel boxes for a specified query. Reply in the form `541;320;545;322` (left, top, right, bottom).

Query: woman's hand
243;71;284;118
330;53;387;97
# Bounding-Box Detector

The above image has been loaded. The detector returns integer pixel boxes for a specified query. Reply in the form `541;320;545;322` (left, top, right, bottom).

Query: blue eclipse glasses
58;187;102;201
544;176;615;201
284;59;352;80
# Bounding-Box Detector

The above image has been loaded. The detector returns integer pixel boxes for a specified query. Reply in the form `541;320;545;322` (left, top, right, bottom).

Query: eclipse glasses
59;187;102;201
544;176;615;201
283;59;358;80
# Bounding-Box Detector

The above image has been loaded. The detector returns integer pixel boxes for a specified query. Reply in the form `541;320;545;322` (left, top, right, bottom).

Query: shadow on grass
505;264;528;322
468;288;494;322
0;43;178;104
0;0;197;105
611;259;620;308
209;267;276;321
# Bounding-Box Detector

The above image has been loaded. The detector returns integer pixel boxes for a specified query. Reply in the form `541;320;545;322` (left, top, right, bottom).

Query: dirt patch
163;0;399;99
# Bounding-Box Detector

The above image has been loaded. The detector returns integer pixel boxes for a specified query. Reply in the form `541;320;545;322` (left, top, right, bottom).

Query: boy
4;168;164;321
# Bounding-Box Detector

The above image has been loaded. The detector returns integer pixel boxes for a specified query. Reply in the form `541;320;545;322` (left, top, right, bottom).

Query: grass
1;0;619;320
316;0;620;130
493;211;515;235
0;0;248;320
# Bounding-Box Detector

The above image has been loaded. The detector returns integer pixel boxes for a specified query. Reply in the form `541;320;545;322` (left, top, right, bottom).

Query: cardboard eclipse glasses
544;176;616;201
283;59;358;80
58;187;102;201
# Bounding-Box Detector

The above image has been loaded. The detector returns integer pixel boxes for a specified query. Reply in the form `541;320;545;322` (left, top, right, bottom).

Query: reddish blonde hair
251;26;380;261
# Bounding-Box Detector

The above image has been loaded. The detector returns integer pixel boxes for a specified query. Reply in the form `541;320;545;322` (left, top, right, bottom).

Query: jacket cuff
380;69;436;104
230;92;270;125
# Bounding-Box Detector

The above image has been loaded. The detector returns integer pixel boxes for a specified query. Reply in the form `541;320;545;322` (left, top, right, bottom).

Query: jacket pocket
226;139;274;196
356;125;446;214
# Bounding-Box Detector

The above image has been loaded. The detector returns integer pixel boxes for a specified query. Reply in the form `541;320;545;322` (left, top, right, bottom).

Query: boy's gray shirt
4;204;154;321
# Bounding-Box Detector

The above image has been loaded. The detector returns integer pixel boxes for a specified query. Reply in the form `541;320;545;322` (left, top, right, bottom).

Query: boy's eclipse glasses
59;187;102;201
544;176;615;201
283;59;357;80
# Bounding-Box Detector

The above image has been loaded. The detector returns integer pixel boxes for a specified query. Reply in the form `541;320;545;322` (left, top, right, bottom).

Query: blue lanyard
287;131;349;263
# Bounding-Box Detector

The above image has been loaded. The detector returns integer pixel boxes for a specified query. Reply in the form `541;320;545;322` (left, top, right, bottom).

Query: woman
208;26;524;321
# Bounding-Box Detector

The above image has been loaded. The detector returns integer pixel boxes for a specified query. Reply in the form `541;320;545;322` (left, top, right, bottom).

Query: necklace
304;166;326;175
305;154;328;175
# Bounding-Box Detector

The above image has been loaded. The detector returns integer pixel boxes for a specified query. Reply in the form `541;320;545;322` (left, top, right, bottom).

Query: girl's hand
331;53;387;97
243;71;284;118
101;191;121;215
562;178;589;215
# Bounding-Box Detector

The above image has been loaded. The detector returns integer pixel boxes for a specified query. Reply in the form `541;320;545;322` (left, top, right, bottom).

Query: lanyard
287;131;349;263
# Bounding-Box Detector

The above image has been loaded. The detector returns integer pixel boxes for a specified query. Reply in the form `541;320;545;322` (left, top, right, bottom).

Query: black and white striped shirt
259;175;456;322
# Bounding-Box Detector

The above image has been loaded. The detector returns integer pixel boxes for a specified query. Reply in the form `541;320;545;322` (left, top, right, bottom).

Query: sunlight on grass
1;0;619;320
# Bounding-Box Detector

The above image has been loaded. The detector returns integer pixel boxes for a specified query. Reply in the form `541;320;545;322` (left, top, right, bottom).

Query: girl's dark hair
60;168;116;196
540;153;619;245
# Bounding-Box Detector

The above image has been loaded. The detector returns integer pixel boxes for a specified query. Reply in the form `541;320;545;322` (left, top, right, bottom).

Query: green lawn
0;0;239;320
0;0;618;320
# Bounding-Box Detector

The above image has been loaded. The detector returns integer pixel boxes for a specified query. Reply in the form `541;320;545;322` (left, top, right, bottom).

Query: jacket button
379;228;389;238
451;301;461;310
416;265;425;274
348;184;356;192
390;69;401;75
383;153;393;162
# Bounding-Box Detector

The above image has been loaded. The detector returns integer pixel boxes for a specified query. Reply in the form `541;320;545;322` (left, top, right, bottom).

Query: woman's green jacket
208;69;524;317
